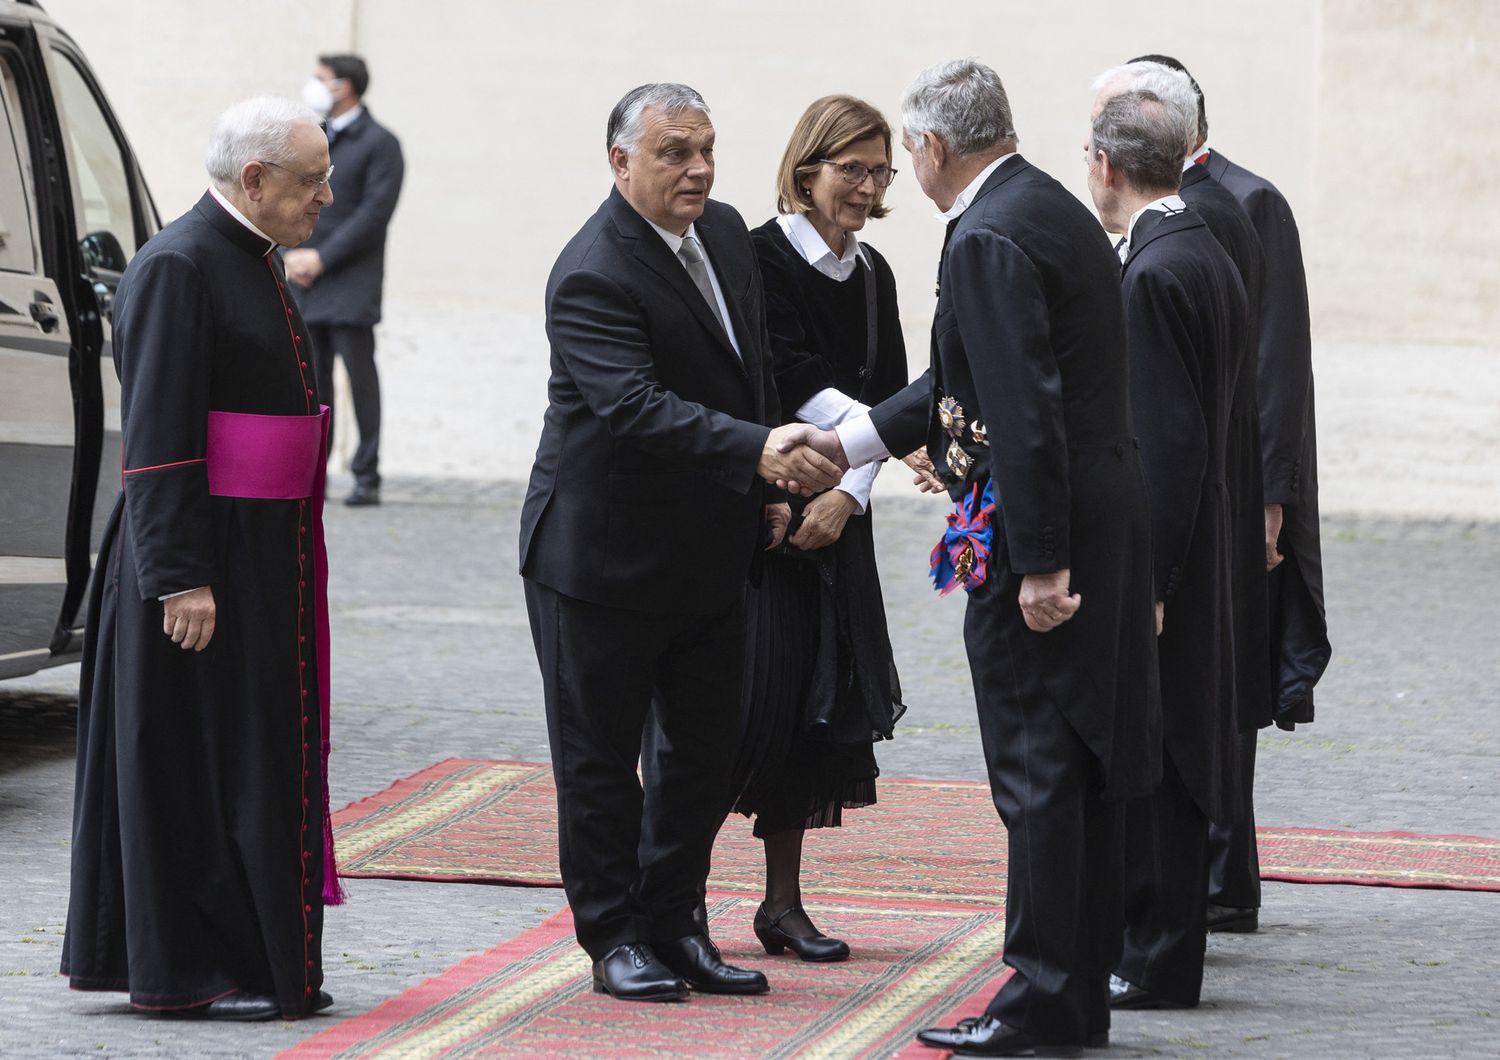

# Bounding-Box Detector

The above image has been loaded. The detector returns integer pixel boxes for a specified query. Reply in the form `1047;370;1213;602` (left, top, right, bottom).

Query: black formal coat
62;194;326;1017
292;107;404;327
1123;209;1247;821
1203;149;1330;727
870;158;1160;800
1178;164;1273;732
519;189;780;615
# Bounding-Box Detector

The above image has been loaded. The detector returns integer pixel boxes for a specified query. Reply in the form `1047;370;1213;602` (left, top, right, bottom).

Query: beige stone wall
36;0;1500;514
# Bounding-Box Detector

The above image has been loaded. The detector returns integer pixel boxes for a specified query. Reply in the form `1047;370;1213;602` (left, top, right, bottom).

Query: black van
1;0;159;680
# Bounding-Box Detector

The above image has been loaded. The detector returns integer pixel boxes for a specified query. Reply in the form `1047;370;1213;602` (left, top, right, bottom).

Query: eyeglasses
261;160;335;189
818;160;897;188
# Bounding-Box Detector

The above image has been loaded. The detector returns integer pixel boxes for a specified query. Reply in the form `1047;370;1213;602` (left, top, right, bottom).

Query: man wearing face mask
287;54;405;507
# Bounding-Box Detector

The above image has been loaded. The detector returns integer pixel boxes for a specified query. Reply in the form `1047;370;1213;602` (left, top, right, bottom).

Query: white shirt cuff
835;412;891;468
835;459;880;513
159;587;205;601
795;388;870;430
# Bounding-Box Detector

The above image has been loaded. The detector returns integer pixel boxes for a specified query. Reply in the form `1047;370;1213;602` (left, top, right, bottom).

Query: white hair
902;59;1016;157
1091;62;1199;156
205;95;320;191
606;83;709;154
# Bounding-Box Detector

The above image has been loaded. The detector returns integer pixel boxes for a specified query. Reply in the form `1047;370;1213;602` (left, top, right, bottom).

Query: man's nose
317;181;334;206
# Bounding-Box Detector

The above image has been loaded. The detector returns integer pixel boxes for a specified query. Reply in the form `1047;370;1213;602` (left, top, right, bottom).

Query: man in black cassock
1129;54;1334;934
62;97;338;1022
1086;87;1249;1011
823;60;1160;1057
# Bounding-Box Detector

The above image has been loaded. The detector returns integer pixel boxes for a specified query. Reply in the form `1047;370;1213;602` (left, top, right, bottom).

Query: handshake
758;424;946;496
758;424;849;495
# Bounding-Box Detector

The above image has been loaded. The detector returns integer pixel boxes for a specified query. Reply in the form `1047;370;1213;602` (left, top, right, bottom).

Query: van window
48;51;137;268
0;57;37;273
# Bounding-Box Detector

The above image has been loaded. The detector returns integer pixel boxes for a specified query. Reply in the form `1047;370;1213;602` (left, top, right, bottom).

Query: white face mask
301;77;334;118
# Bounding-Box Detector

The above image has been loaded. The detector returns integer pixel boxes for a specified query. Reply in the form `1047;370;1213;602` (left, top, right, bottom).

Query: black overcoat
1123;209;1247;821
1203;150;1330;727
1178;165;1273;732
869;158;1161;800
292;107;404;326
62;194;327;1017
519;189;780;615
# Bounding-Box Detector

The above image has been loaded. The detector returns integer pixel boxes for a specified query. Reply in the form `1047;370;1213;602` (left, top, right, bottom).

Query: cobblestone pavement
2;480;1497;1058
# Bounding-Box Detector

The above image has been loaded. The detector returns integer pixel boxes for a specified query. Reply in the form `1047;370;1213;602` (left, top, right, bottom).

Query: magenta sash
205;407;343;905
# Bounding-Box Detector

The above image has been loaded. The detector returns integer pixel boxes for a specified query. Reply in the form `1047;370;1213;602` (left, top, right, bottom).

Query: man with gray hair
1133;52;1332;940
520;82;841;1003
1085;85;1250;1011
827;59;1161;1056
62;96;339;1021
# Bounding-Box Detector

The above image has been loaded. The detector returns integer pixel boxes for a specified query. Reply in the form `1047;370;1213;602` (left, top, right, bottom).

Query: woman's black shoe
754;903;850;962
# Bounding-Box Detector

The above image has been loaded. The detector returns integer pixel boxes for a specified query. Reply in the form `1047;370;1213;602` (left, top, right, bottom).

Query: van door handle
30;300;60;333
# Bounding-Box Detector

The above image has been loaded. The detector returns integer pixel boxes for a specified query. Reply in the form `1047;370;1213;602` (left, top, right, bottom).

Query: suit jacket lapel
607;190;745;373
693;213;753;380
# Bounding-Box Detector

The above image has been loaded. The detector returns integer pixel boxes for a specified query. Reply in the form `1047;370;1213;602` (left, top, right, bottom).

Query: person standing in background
288;54;405;507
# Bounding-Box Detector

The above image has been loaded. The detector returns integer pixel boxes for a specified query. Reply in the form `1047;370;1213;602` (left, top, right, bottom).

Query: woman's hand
789;490;860;550
764;503;792;550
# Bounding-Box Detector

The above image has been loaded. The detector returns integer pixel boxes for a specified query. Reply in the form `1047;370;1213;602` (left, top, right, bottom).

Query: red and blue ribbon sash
929;480;998;596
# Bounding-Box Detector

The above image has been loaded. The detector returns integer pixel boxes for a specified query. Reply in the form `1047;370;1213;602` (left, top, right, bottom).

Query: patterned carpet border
280;894;1010;1060
331;759;1500;896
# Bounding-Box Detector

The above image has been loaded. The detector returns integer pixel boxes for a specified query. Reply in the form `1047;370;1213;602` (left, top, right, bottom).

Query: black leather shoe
344;483;381;507
655;933;769;994
754;903;850;962
314;990;334;1012
915;1015;1083;1056
1108;974;1196;1010
1086;1030;1108;1048
1206;902;1259;933
189;992;281;1021
591;943;688;1002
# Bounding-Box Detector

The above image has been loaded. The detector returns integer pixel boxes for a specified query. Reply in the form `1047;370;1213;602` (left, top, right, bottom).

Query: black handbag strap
855;243;878;403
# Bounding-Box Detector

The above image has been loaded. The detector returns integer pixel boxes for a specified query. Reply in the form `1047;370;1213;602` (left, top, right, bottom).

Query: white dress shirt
328;104;364;135
771;212;882;511
644;217;741;358
834;152;1021;470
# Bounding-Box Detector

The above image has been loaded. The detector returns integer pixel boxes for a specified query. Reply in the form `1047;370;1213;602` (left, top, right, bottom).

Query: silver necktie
678;235;728;335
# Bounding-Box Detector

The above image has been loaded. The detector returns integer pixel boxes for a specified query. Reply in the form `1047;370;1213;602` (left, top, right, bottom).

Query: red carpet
280;894;1009;1059
332;759;1500;895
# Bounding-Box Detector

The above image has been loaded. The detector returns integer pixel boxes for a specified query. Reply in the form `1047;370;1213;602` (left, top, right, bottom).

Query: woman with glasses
729;95;914;962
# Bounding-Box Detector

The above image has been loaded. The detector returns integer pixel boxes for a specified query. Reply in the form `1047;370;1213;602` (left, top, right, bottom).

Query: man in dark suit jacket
825;61;1160;1057
1134;54;1334;934
286;54;404;507
1087;86;1249;1011
519;83;841;1004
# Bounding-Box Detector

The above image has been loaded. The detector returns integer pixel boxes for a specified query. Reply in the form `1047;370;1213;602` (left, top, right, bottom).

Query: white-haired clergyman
62;95;341;1022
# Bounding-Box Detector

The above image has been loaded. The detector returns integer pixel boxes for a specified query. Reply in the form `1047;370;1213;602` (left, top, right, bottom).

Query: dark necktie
678;235;728;335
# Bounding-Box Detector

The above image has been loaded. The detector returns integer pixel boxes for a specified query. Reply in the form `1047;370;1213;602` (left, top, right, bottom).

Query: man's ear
609;145;630;183
922;130;947;170
240;161;266;203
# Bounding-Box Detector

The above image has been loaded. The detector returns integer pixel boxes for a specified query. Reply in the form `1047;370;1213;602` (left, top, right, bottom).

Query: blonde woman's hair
775;95;894;219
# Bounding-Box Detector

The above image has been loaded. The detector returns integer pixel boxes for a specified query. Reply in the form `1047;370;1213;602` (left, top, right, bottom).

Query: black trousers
1118;753;1210;1005
1207;728;1261;908
965;576;1123;1046
525;579;746;960
309;323;380;487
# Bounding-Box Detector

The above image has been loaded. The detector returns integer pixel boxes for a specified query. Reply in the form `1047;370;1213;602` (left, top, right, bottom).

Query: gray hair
901;59;1016;157
1091;89;1191;193
606;83;710;154
205;95;320;191
1092;62;1199;156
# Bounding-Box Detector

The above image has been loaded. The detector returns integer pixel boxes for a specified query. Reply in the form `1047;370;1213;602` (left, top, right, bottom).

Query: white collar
207;185;277;254
328;104;364;133
938;151;1018;223
644;216;702;256
1125;194;1187;246
777;212;861;282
